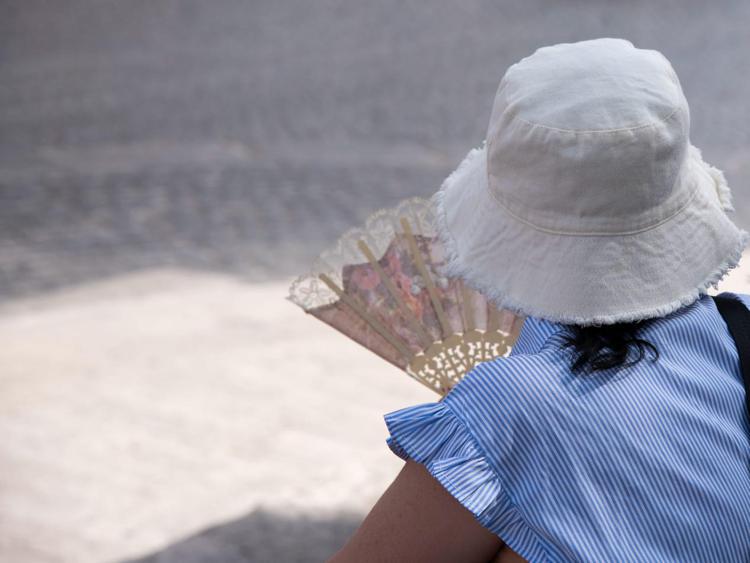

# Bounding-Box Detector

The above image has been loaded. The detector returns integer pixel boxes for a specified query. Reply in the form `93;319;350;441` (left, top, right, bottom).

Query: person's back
406;291;750;561
328;38;750;562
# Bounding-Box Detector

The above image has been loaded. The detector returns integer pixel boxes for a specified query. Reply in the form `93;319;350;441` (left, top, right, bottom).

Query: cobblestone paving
2;0;749;301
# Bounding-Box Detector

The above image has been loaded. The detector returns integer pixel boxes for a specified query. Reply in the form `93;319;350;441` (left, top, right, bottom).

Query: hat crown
486;38;693;235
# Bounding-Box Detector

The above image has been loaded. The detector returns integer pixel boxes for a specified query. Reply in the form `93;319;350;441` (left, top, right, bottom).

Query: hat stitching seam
510;105;681;135
484;178;700;237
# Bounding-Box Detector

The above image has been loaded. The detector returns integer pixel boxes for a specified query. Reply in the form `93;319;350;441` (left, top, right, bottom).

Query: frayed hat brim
433;143;750;326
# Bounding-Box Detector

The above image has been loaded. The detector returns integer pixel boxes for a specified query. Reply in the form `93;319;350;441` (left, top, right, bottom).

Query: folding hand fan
287;196;526;395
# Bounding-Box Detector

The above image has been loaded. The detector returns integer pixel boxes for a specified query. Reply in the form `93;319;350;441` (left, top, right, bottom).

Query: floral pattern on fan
287;196;525;394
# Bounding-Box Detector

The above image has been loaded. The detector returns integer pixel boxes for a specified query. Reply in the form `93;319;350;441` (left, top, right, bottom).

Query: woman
329;38;750;562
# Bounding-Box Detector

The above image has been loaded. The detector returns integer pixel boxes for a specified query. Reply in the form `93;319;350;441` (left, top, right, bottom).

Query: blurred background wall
1;1;749;562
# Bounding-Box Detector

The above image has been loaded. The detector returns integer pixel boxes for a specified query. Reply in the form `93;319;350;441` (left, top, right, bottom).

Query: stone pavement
0;269;432;563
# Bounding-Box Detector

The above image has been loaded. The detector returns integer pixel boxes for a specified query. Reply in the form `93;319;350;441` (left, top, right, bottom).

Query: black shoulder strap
712;293;750;426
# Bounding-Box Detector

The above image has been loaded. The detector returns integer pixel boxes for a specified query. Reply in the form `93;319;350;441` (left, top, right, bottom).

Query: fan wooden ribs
287;196;526;395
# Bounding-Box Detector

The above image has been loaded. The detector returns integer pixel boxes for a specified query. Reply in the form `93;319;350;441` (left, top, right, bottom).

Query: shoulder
447;345;568;418
506;315;571;357
449;316;571;403
440;318;577;449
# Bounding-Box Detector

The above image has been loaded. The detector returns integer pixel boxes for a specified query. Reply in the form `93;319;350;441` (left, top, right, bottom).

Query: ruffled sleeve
384;400;504;522
384;370;571;562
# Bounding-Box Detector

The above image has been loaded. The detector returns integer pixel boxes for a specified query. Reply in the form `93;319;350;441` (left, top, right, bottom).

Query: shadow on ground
121;509;362;563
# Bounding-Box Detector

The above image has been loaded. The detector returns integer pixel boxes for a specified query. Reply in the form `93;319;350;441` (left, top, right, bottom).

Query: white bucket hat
434;37;749;326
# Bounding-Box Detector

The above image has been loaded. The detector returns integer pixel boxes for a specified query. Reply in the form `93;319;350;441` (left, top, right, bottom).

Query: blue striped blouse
385;292;750;562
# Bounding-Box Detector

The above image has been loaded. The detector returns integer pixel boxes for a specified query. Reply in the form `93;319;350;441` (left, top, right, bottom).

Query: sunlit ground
0;268;434;562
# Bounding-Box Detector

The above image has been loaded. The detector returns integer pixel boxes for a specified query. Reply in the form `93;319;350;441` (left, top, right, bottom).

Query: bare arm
328;460;505;563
